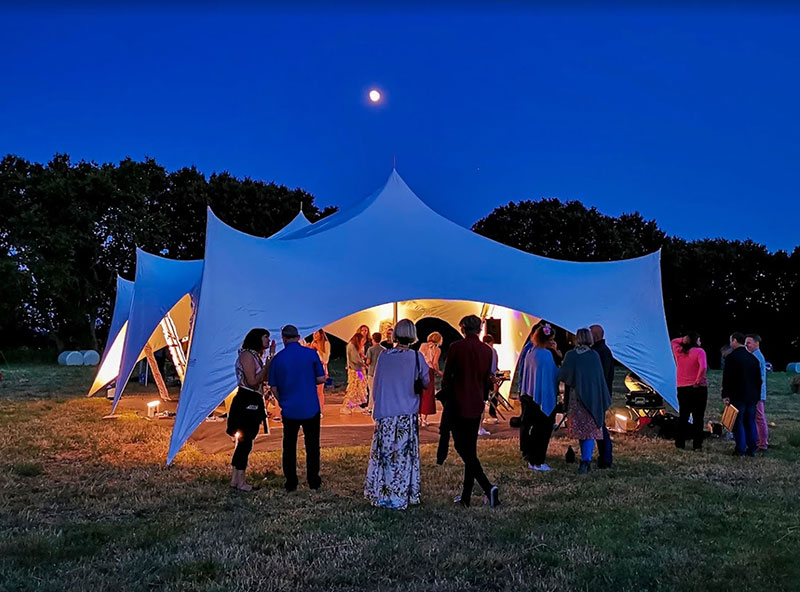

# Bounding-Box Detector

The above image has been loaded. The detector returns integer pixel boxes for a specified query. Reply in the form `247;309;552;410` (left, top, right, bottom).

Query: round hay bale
786;363;800;374
82;350;100;366
64;351;83;366
57;351;70;365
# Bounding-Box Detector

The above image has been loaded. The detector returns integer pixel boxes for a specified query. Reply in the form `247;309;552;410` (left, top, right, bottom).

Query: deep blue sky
2;6;799;251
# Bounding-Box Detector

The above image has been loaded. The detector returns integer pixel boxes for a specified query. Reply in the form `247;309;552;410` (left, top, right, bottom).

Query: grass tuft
10;462;43;477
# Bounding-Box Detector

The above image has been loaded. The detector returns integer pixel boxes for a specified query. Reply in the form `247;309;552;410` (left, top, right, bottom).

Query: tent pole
144;344;172;402
393;301;398;325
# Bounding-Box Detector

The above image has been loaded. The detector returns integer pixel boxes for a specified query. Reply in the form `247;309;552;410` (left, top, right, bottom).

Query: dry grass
1;364;799;591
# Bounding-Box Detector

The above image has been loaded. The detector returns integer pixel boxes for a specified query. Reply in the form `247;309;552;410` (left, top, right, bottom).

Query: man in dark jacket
590;325;614;468
442;315;500;508
721;332;762;456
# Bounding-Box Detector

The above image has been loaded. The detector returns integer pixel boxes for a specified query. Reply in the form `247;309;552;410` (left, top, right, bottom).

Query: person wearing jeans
721;332;762;456
671;332;709;450
442;315;499;508
557;328;611;474
745;334;769;451
269;324;326;491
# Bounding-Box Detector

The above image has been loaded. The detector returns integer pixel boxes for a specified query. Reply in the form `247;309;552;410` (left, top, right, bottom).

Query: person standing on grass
558;328;611;474
514;326;537;456
745;334;768;452
520;324;559;472
418;331;443;427
364;319;429;510
671;332;709;451
228;328;276;491
721;332;762;457
310;329;330;416
590;324;615;467
366;332;385;414
443;315;500;508
342;331;368;414
481;334;499;432
269;324;326;492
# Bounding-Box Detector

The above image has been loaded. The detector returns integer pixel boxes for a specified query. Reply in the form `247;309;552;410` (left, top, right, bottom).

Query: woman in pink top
671;332;708;450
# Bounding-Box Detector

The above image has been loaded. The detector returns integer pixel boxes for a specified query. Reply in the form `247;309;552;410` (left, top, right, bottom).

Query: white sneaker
478;427;491;436
483;417;499;425
528;463;552;472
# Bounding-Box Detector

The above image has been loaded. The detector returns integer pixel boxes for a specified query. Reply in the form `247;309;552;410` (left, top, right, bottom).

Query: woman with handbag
228;328;276;491
364;319;430;509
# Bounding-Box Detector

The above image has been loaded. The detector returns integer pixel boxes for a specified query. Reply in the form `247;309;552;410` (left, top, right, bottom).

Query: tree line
0;154;335;353
473;200;800;369
2;154;797;369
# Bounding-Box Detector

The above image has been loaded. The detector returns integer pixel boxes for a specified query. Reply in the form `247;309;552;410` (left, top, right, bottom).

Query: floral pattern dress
364;413;421;510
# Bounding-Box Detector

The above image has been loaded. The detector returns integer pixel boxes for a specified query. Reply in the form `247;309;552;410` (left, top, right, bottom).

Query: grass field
1;364;799;592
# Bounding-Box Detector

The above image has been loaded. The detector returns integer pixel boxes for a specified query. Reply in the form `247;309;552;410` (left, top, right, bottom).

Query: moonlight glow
369;89;381;103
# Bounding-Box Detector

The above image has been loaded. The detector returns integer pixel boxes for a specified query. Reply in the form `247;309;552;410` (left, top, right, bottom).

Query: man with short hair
590;324;614;468
366;332;385;413
443;315;499;508
721;332;762;456
268;324;326;491
745;334;768;451
380;327;394;350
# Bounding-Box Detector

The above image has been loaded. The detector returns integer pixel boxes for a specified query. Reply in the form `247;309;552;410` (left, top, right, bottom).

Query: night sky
2;6;798;251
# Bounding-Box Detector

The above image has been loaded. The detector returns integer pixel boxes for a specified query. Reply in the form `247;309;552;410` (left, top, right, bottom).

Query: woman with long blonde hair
342;331;368;414
311;329;330;415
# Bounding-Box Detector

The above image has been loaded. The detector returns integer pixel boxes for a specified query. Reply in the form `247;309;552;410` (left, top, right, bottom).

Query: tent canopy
113;250;203;412
167;170;676;464
88;276;135;396
102;209;314;409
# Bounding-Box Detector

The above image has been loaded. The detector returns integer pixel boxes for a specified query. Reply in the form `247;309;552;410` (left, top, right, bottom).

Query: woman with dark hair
671;332;708;450
520;324;559;471
341;331;368;414
227;328;276;491
558;328;611;474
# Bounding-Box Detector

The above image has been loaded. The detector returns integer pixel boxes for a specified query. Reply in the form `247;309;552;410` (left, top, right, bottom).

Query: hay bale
81;350;100;366
786;362;800;374
64;351;83;366
57;351;70;365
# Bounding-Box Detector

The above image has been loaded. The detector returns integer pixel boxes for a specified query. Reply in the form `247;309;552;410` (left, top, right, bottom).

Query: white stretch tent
88;276;135;396
105;210;314;410
113;251;203;412
167;170;677;464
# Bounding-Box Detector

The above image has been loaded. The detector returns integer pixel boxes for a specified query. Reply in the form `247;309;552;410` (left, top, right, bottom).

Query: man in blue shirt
269;324;326;492
745;334;768;451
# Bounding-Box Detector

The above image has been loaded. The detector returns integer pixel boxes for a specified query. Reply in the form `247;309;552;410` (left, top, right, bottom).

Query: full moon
368;89;381;103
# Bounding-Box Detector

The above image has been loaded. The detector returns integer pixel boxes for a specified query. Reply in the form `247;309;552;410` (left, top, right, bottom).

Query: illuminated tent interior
166;170;677;464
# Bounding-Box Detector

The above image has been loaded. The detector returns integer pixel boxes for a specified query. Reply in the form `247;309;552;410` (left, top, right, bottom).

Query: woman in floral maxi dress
364;319;430;509
341;332;368;414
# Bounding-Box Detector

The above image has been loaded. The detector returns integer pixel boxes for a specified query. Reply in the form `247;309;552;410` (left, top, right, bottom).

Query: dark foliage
474;199;800;369
0;154;336;351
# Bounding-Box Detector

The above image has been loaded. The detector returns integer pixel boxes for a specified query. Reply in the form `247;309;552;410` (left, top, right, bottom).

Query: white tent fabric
113;250;203;412
167;170;676;464
109;210;313;411
88;276;135;396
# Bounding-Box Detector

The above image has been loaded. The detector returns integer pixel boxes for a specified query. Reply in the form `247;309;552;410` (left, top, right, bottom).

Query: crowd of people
223;316;770;505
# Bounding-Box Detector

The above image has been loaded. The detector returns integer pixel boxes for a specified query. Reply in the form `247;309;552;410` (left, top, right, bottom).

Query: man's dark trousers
282;413;321;490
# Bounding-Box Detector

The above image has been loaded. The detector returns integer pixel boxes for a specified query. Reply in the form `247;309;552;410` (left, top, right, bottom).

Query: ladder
160;313;187;382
